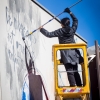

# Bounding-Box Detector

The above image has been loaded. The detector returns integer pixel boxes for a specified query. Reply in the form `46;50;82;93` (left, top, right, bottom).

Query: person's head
61;17;70;27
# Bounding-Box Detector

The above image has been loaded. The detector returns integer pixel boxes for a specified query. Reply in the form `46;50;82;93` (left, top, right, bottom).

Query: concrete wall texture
0;0;86;100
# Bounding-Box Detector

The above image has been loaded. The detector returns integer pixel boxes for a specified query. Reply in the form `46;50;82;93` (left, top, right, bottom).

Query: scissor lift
52;43;90;100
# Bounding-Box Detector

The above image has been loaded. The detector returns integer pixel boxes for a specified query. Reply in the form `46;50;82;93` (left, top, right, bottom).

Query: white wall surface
36;7;61;100
0;0;40;100
0;0;87;100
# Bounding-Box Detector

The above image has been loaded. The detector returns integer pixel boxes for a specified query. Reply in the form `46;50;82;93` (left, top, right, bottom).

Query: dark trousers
64;63;82;86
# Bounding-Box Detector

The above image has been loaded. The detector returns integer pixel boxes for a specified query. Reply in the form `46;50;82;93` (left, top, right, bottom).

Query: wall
0;0;87;100
35;6;61;100
0;0;40;100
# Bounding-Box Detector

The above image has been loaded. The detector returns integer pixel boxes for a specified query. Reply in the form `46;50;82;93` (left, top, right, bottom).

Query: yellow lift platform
52;43;90;100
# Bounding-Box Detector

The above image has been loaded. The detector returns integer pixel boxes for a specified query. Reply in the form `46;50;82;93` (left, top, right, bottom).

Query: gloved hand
64;8;71;13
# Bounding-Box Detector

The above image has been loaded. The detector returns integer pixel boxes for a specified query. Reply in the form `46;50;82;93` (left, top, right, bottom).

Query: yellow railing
52;43;90;100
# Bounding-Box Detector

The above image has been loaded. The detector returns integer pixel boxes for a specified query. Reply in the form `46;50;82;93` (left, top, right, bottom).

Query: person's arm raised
64;8;78;32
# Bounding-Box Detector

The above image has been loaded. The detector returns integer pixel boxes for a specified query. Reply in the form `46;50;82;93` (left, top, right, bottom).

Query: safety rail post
95;40;100;99
52;43;90;100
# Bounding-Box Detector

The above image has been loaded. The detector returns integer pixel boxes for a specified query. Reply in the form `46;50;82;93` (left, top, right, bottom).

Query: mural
5;3;48;99
3;0;41;99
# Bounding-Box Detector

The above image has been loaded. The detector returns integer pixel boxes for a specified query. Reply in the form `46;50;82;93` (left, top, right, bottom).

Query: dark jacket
40;13;83;65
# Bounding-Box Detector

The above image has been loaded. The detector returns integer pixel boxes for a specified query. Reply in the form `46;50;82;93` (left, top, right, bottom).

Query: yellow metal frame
52;43;90;99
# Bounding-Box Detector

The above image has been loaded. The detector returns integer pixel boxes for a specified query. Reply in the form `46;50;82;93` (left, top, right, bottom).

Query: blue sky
37;0;100;47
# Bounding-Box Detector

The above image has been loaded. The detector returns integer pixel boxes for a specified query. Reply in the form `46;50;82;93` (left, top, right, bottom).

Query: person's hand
39;26;43;30
64;8;71;13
